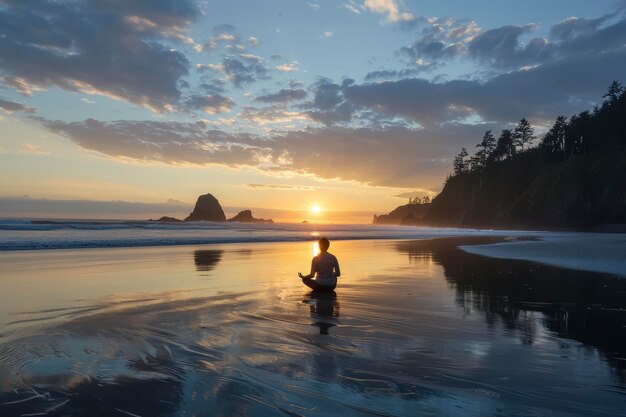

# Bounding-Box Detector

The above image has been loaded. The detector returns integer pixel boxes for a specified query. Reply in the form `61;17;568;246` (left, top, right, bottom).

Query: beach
1;236;625;417
461;233;626;277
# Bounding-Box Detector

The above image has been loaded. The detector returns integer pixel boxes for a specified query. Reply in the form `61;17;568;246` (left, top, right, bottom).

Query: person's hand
298;272;304;278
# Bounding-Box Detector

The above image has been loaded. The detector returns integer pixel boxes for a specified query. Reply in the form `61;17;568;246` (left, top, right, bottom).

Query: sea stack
149;216;183;222
227;210;273;223
185;193;226;222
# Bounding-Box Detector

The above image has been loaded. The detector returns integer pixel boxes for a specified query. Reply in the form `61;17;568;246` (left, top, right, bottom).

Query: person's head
318;237;330;252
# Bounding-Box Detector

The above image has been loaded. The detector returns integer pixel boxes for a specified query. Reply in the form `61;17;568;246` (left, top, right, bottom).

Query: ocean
0;218;539;251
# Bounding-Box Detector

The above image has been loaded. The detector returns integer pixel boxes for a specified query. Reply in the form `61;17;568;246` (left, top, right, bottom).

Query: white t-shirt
311;251;340;287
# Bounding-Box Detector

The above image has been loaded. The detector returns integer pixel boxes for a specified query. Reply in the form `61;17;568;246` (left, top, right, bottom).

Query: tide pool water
0;237;625;416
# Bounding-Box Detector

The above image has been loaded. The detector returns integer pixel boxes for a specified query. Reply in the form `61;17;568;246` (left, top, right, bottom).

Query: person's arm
334;257;341;278
298;257;316;279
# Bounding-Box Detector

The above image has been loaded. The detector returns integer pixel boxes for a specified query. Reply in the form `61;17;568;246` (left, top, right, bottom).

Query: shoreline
460;233;626;277
2;230;626;279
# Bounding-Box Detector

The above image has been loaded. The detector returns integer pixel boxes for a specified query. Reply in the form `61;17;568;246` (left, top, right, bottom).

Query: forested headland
376;82;626;229
424;81;626;228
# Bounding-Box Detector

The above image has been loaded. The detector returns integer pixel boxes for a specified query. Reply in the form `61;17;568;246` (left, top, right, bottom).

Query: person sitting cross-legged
298;238;341;292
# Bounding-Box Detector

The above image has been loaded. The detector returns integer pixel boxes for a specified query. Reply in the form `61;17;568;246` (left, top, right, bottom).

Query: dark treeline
424;82;626;228
452;81;626;177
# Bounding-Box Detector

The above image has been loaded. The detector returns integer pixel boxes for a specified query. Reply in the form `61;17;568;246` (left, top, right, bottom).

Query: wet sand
1;237;625;416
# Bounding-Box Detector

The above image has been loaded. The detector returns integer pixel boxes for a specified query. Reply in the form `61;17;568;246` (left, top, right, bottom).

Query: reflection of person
298;238;341;292
307;291;340;335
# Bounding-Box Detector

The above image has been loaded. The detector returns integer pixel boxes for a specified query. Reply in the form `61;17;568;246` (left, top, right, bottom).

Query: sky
0;0;625;222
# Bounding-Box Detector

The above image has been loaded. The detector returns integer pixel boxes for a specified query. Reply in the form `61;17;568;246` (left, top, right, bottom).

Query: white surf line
460;232;626;277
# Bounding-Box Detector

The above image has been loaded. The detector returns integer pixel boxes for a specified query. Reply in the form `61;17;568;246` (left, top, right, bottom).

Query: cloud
275;61;300;72
343;57;623;127
342;2;361;14
447;21;481;41
255;89;307;103
403;9;626;72
363;0;414;23
301;78;356;125
239;105;309;125
248;36;260;47
0;0;201;112
400;18;481;64
0;97;35;113
21;143;49;155
195;24;242;52
352;13;626;125
0;196;190;218
37;117;498;188
364;68;423;80
219;56;269;87
322;31;334;38
306;2;321;11
40;118;266;166
247;184;316;191
183;94;234;114
401;35;464;62
467;24;544;68
550;15;610;41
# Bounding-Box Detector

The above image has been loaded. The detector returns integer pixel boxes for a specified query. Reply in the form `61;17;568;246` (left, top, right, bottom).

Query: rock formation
373;203;430;225
149;216;183;222
226;210;273;223
184;193;226;222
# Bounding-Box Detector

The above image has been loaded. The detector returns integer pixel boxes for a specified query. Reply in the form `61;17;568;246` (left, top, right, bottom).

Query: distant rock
302;220;309;224
373;203;430;225
227;210;273;223
185;193;226;222
149;216;183;223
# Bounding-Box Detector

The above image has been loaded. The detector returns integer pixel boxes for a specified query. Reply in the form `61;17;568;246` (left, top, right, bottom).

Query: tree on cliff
603;81;623;105
453;148;469;175
492;129;516;161
446;81;625;178
538;81;626;159
540;116;567;160
513;118;535;151
472;130;496;169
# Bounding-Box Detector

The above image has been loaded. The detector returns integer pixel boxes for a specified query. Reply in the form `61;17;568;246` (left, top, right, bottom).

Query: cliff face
424;149;626;228
373;203;431;225
185;193;226;222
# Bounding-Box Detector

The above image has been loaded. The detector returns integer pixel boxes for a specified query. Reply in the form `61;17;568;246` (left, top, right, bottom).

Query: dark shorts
301;277;336;292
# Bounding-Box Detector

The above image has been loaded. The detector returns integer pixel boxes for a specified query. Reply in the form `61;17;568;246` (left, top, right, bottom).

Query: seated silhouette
298;237;341;292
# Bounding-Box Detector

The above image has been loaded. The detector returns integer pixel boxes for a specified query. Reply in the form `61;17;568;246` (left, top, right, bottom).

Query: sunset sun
311;204;322;214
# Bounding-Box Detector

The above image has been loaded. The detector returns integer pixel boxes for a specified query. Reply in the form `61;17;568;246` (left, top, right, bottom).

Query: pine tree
493;129;516;160
475;130;496;167
452;148;469;175
603;81;623;105
513;118;535;151
540;116;567;159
